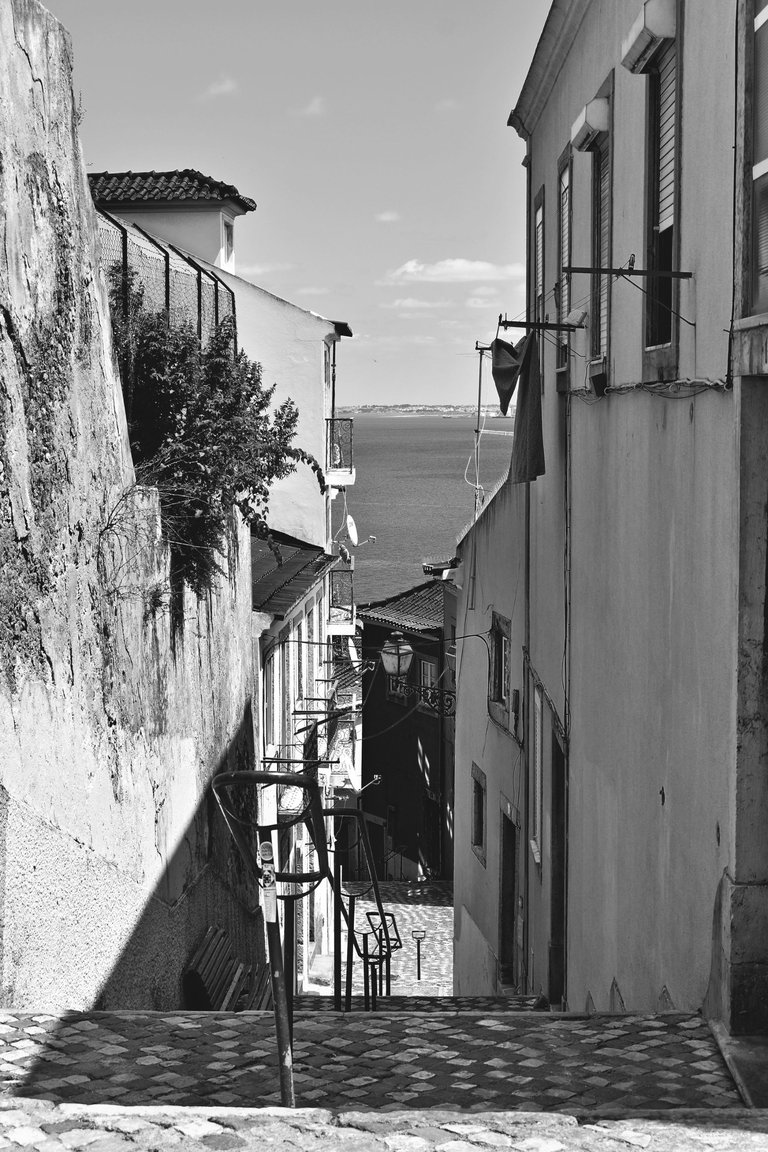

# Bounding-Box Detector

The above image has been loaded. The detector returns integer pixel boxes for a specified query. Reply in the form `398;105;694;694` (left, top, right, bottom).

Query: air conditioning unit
570;98;610;152
621;0;676;74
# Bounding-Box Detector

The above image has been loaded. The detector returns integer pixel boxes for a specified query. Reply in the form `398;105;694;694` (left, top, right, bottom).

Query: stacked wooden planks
182;926;272;1011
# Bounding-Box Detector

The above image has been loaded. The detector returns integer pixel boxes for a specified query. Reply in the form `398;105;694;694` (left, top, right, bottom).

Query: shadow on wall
90;700;264;1011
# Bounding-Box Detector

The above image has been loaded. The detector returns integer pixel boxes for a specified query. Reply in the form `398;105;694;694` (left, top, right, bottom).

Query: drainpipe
331;339;337;421
523;135;532;996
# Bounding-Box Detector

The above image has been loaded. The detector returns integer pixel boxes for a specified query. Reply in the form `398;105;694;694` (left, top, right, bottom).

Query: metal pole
345;893;355;1011
333;818;342;1012
363;934;370;1011
283;894;295;1041
417;938;422;981
370;959;377;1010
378;930;384;996
260;842;295;1108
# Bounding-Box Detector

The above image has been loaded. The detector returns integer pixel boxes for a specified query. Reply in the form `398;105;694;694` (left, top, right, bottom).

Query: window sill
733;313;768;332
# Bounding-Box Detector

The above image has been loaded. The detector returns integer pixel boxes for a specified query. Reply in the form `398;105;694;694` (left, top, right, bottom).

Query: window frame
589;79;613;372
471;762;487;867
489;611;512;732
534;186;546;388
643;35;680;378
556;148;572;388
751;3;768;312
531;685;543;866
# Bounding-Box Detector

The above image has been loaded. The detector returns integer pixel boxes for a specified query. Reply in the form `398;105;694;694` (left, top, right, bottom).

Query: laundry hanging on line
490;335;545;484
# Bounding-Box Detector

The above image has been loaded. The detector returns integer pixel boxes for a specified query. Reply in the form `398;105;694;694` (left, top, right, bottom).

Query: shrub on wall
107;269;325;601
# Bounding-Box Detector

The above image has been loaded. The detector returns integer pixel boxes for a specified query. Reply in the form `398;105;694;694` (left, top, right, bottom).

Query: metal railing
326;418;354;473
329;568;354;627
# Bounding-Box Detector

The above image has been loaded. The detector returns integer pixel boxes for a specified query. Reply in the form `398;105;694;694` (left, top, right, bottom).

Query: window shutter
598;139;610;355
559;168;570;320
755;21;768;168
535;205;544;319
657;42;677;231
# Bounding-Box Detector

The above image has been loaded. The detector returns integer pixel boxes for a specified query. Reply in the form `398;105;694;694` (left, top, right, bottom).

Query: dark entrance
549;736;567;1007
499;811;517;987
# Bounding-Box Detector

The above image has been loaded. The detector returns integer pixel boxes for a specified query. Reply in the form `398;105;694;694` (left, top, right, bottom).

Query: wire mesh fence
96;210;235;344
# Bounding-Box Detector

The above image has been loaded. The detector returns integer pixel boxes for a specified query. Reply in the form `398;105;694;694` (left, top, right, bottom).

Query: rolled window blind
656;41;677;231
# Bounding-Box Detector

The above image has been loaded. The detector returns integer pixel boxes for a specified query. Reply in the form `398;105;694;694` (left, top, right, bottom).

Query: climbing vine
107;269;326;601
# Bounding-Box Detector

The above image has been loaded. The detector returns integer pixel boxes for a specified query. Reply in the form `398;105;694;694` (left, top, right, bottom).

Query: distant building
358;580;456;881
454;0;768;1035
90;169;255;273
91;168;357;997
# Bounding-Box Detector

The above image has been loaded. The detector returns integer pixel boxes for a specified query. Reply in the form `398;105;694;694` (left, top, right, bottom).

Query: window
489;611;512;729
471;763;487;867
419;660;437;689
264;651;276;750
305;608;314;700
591;132;611;361
753;4;768;311
557;161;571;374
531;686;543;864
646;40;677;350
296;621;304;701
224;220;234;265
534;190;545;376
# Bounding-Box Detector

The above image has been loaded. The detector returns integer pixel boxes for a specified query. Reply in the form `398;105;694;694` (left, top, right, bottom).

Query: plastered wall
0;0;261;1009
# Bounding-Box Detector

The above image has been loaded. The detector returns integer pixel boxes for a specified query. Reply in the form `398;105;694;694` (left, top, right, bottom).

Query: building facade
90;170;358;997
359;581;456;882
455;0;768;1033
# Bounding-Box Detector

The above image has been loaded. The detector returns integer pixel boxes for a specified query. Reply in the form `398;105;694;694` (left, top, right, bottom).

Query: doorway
549;736;567;1007
499;811;517;988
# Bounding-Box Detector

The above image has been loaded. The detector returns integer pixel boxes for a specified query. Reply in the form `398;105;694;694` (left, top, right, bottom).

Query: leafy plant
107;267;326;600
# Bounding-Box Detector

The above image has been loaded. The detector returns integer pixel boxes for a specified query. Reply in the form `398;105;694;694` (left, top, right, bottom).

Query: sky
50;1;549;406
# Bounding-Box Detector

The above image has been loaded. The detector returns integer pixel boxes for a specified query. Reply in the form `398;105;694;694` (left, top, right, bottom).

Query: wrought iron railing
326;418;354;473
329;568;354;626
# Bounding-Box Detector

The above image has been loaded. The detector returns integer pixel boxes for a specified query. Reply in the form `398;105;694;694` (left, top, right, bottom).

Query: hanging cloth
510;335;545;484
490;336;526;415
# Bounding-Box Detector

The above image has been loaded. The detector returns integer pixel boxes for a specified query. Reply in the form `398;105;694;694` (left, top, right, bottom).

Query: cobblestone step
0;1099;766;1152
0;1009;744;1114
293;995;547;1012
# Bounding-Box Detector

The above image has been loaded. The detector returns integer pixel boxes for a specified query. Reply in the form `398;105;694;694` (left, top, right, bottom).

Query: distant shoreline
337;405;511;418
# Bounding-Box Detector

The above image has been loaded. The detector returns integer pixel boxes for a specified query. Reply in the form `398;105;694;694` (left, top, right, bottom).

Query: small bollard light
411;929;426;981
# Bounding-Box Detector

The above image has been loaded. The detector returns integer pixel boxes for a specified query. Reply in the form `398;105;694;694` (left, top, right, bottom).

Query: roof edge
509;0;592;138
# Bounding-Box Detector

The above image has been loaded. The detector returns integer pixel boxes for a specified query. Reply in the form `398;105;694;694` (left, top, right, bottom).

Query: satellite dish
346;515;358;546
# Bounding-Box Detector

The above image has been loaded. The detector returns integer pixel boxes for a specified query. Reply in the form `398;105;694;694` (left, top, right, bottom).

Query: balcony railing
325;418;355;487
327;567;355;635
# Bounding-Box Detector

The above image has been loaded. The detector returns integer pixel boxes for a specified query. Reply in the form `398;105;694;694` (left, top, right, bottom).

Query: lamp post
412;929;426;981
380;630;456;717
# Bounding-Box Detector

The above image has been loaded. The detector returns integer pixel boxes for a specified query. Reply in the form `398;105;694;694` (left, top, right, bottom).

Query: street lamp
380;630;414;678
380;630;456;718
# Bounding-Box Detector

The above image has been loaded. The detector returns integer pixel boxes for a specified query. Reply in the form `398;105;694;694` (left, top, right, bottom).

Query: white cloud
466;294;503;309
295;96;326;117
435;98;459;113
200;76;237;100
237;262;295;278
471;286;499;297
375;210;401;224
295;286;330;296
381;297;449;310
385;259;525;284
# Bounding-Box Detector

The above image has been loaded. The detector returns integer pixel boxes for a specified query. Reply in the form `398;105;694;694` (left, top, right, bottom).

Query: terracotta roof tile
89;169;256;213
358;579;444;633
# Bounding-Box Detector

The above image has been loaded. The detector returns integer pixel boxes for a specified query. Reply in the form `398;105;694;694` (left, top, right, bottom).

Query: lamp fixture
381;630;456;717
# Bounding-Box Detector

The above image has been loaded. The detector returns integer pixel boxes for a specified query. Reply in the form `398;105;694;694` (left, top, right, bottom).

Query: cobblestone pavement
337;881;455;997
0;1010;743;1113
0;1099;766;1152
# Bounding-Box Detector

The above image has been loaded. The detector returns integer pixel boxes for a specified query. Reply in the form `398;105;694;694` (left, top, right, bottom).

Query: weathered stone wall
0;0;261;1009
